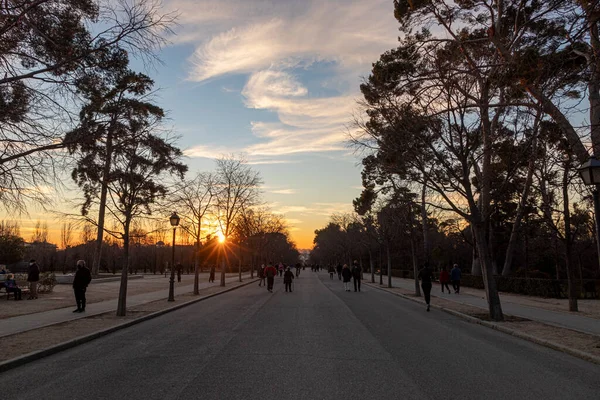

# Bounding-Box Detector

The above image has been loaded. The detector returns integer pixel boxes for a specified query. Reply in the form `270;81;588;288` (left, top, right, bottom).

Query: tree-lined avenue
2;272;598;399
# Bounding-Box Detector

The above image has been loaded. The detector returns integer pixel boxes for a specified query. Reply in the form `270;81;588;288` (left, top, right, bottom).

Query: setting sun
217;232;226;243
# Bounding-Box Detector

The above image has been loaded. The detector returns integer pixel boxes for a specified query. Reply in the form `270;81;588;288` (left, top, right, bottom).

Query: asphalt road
2;272;599;400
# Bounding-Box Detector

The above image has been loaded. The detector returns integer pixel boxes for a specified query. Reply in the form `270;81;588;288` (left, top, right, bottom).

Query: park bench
0;275;30;300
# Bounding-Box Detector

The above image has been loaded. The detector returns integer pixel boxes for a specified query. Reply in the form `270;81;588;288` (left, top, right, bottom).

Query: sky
8;0;402;250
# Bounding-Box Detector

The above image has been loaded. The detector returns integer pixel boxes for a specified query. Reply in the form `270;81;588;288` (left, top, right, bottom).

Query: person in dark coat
352;261;362;292
264;262;278;293
418;264;434;312
341;264;352;291
73;260;92;313
328;265;335;279
336;264;343;280
451;264;462;294
176;263;183;282
27;259;40;300
209;265;216;282
283;267;295;292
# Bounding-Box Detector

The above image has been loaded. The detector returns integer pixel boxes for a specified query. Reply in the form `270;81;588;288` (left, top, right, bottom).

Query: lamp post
168;212;180;302
578;156;600;270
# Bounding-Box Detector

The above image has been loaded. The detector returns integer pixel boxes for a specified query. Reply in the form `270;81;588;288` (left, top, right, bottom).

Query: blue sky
140;0;401;248
7;0;401;249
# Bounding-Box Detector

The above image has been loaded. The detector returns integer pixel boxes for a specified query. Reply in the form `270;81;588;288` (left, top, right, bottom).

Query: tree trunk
238;244;242;282
116;227;130;317
502;124;538;276
387;244;392;288
91;130;114;277
379;247;383;285
421;183;429;263
562;164;578;312
489;220;498;275
220;246;226;287
471;226;482;276
411;235;421;297
368;250;375;283
473;223;504;321
193;238;200;295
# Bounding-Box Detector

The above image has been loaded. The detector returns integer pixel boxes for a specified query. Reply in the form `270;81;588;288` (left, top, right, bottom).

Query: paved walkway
378;276;600;336
0;274;253;338
3;272;599;400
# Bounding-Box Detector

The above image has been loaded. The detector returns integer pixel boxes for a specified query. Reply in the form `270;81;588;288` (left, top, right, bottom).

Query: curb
364;282;600;365
0;279;258;374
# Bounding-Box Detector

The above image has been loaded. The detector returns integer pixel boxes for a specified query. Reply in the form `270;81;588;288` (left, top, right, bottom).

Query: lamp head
578;156;600;186
169;212;180;227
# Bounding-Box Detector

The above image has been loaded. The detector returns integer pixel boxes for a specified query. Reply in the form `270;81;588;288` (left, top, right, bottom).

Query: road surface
2;272;599;399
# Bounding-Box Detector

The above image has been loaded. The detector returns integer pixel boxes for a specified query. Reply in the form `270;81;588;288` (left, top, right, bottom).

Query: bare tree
170;172;216;294
214;156;262;286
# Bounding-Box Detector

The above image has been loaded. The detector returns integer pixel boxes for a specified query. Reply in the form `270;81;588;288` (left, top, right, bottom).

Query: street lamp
578;156;600;268
168;212;180;302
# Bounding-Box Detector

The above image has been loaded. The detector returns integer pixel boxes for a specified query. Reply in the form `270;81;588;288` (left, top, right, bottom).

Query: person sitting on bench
5;274;22;300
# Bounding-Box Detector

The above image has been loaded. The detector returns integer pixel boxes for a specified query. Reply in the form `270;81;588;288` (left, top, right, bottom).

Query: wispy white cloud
184;145;297;165
269;189;296;195
171;0;398;156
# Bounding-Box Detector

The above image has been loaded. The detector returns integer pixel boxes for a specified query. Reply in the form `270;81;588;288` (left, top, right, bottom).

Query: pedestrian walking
328;265;335;279
258;264;266;286
295;263;301;277
284;267;295;292
176;263;183;282
451;264;462;294
336;264;343;280
27;259;40;300
418;264;434;311
439;266;452;293
4;274;22;300
265;262;278;293
278;262;284;277
352;261;362;292
341;264;352;291
209;265;216;283
72;260;92;313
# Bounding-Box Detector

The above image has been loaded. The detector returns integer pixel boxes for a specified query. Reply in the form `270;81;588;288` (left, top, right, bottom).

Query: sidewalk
0;273;252;338
377;276;600;336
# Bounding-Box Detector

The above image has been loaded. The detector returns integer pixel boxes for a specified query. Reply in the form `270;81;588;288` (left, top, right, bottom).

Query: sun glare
217;232;226;243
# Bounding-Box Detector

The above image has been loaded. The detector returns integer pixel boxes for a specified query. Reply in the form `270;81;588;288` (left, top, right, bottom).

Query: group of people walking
418;263;462;312
338;262;362;292
258;262;295;293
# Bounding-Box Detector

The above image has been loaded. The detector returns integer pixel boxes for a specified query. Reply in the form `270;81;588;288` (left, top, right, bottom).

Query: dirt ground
370;284;600;361
0;272;244;319
0;283;247;362
389;277;600;319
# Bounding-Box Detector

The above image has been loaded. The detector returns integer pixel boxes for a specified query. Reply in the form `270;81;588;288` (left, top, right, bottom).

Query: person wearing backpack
264;262;277;293
284;267;295;292
352;261;362;292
